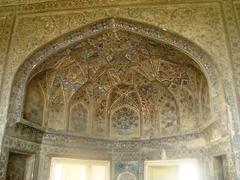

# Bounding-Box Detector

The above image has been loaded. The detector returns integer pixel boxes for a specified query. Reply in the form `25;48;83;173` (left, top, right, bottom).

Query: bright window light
145;159;201;180
91;166;106;180
50;158;109;180
63;164;86;180
178;161;199;180
54;164;63;180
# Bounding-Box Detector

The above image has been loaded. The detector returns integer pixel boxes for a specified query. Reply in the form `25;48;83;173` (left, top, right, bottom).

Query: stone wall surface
0;0;239;180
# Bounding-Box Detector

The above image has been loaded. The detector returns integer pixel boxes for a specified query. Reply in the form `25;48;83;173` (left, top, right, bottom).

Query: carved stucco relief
0;0;227;12
0;3;231;134
0;1;239;180
0;15;15;151
0;16;6;103
233;1;240;107
234;2;240;27
120;4;228;63
0;0;220;7
0;17;5;41
21;29;211;139
8;3;228;73
0;0;156;7
0;0;54;6
0;15;15;119
225;1;240;177
0;16;7;92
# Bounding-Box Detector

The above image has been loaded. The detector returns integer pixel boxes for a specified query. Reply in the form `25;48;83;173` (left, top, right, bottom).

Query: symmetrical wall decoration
21;29;211;139
0;1;239;178
111;107;140;138
114;161;139;180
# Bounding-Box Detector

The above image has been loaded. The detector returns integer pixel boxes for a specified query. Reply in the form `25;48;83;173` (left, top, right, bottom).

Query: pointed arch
8;17;224;134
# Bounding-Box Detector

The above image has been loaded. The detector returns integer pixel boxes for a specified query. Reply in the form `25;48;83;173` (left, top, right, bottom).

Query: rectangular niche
213;155;227;180
6;152;35;180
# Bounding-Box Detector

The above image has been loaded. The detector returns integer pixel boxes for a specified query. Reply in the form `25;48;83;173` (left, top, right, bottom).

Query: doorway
6;152;35;180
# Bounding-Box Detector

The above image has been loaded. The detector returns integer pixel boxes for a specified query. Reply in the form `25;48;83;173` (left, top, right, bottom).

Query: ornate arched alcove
8;17;226;140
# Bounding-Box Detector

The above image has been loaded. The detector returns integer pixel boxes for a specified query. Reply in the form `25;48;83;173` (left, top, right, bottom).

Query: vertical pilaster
0;14;15;153
221;0;240;178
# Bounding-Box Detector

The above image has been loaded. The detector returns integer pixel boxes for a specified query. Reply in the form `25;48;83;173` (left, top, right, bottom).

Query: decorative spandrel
23;30;211;139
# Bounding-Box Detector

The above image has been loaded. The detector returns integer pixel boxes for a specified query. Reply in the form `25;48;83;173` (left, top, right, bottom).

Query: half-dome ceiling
23;30;211;139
